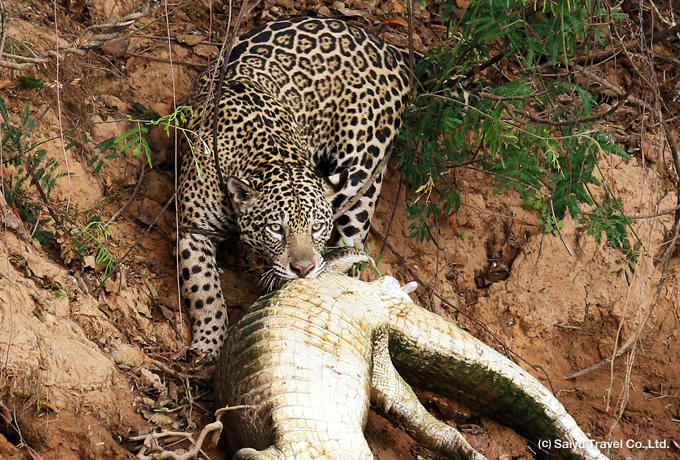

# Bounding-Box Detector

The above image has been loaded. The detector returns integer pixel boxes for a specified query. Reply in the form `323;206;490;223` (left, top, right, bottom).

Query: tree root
130;406;249;460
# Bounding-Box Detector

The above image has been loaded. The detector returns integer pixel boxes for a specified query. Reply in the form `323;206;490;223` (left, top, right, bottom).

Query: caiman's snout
290;260;316;277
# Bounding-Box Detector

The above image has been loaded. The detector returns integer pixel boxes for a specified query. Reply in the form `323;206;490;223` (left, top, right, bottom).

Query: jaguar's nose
290;261;316;278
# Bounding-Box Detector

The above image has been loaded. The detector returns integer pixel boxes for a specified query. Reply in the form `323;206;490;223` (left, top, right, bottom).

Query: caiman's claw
400;281;418;295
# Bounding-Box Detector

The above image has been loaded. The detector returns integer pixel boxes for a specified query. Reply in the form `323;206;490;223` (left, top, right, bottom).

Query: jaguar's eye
311;222;325;236
267;223;283;236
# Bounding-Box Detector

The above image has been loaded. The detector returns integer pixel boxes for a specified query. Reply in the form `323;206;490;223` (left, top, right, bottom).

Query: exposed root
131;406;250;460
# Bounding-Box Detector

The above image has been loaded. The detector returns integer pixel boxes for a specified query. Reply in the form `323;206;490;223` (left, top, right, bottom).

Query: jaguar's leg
331;169;384;249
177;231;228;361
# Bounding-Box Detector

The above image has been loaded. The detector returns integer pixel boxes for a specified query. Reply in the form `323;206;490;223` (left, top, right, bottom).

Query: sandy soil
0;1;678;459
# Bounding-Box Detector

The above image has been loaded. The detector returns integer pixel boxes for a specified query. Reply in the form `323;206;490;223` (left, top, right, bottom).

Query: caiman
214;252;608;459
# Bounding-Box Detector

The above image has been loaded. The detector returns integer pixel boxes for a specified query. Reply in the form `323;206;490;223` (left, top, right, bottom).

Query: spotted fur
177;16;412;360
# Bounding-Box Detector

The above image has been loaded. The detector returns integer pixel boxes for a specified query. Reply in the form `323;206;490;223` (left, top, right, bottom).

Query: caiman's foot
324;247;375;274
371;332;486;460
235;447;281;459
400;280;418;294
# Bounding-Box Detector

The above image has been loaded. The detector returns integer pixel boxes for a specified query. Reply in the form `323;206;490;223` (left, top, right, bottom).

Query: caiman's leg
371;332;487;460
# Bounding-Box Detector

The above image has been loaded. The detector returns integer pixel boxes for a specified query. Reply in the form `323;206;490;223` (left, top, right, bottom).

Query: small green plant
75;217;115;274
578;198;640;272
81;132;121;175
396;0;637;271
114;102;199;172
1;98;68;245
2;36;20;55
18;76;44;89
115;123;152;166
362;241;384;277
33;386;51;417
524;195;564;236
110;101;161;167
3;36;37;57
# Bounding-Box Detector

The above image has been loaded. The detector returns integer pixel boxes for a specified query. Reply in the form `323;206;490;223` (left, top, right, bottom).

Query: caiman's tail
385;295;608;460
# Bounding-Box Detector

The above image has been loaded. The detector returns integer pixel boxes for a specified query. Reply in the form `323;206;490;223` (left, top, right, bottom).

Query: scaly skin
215;272;608;460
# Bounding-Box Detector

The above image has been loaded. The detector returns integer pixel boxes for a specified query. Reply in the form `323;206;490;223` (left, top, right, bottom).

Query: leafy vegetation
396;0;637;270
0;97;119;273
1;98;66;245
0;95;204;276
114;102;195;170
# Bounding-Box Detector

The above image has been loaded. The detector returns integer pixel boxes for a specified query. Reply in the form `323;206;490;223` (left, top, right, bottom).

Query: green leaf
0;96;8;122
18;76;44;89
95;137;116;153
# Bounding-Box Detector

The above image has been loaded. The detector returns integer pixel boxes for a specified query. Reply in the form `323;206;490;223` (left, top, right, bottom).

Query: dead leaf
100;94;127;112
168;380;179;401
156;303;174;322
125;56;136;72
75;272;92;294
156;295;179;311
381;17;408;27
137;301;152;319
84;255;98;269
331;2;368;17
100;39;130;57
145;279;158;297
456;0;471;8
191;44;214;58
389;0;405;15
274;0;295;9
111;349;134;367
641;139;659;163
348;0;371;10
0;401;12;425
2;209;30;239
139;368;161;387
316;5;331;16
176;34;205;47
104;276;118;293
0;80;12;90
72;30;95;48
141;409;172;426
58;236;77;265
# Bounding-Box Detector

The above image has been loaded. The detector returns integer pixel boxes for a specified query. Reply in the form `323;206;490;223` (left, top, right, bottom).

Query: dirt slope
0;1;678;459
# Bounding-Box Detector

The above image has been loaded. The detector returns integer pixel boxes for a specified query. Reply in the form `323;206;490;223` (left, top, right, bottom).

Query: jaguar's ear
322;170;349;198
227;176;259;211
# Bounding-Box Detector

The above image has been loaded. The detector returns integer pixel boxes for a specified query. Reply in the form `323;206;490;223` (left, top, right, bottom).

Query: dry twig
0;1;162;71
131;406;250;460
565;14;680;382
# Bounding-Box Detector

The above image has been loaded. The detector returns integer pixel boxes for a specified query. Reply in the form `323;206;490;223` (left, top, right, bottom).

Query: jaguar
177;16;413;360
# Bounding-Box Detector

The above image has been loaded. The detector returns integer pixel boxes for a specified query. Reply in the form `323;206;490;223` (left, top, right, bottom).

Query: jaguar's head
227;163;345;289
